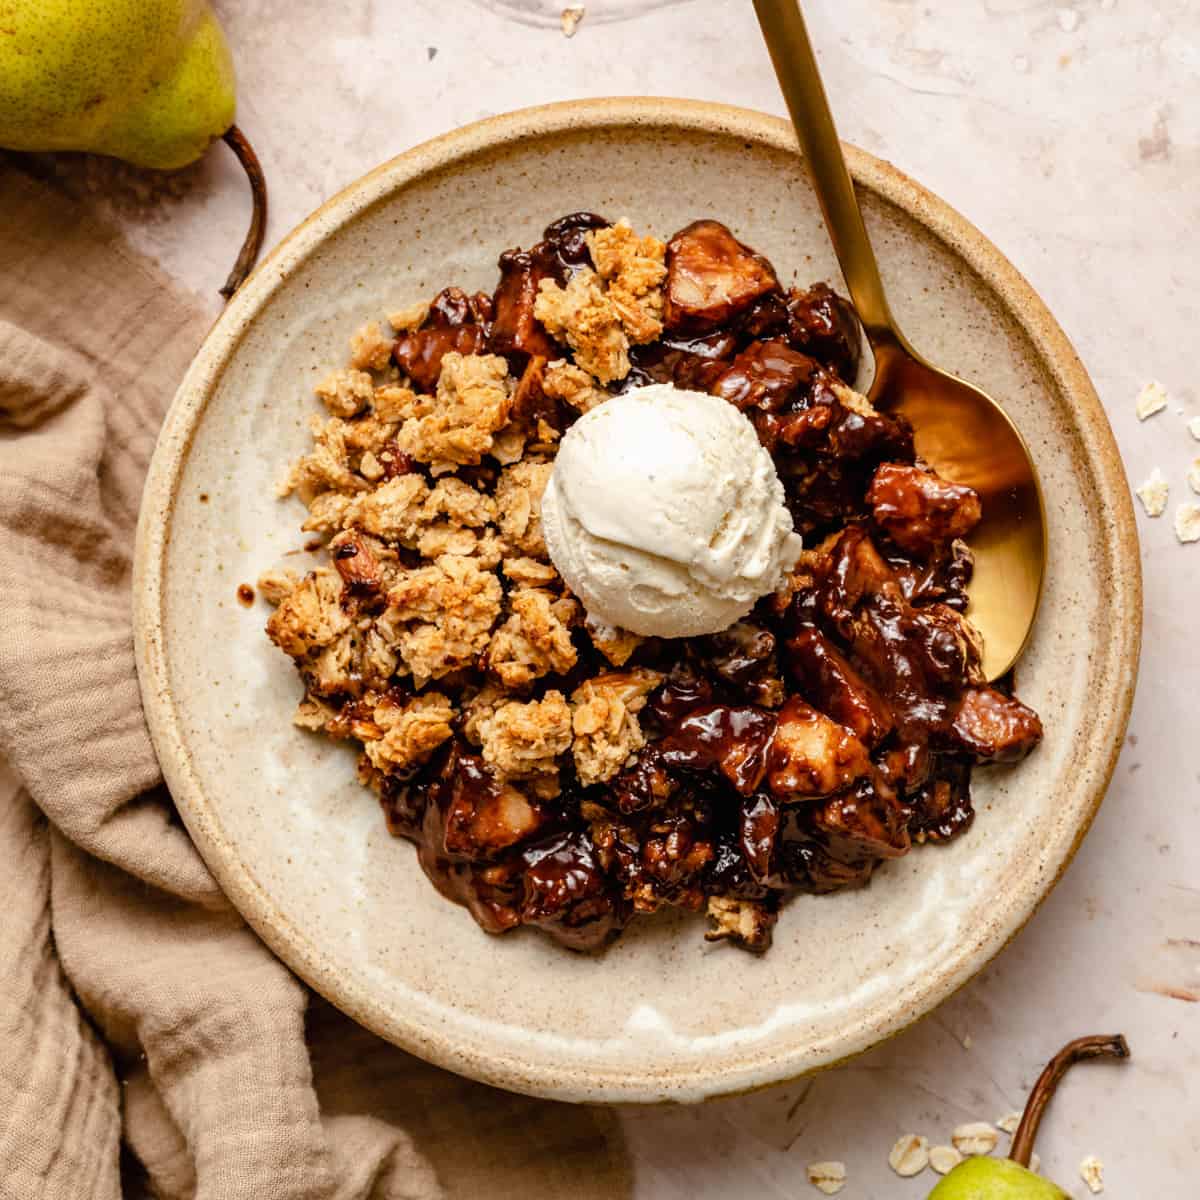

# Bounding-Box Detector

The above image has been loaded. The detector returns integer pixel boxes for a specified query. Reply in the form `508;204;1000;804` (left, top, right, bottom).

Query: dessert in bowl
257;213;1044;955
134;101;1138;1101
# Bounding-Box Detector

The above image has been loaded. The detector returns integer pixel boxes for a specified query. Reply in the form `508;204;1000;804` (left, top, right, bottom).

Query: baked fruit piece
260;214;1042;955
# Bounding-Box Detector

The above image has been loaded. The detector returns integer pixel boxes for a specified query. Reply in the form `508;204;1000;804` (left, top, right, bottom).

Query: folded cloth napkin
0;166;630;1200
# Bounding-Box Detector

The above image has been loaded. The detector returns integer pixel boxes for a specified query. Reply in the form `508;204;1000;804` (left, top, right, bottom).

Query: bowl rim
133;96;1142;1103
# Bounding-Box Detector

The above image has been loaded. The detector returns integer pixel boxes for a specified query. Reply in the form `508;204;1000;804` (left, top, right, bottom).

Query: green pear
0;0;233;168
923;1034;1129;1200
0;0;266;295
927;1156;1066;1199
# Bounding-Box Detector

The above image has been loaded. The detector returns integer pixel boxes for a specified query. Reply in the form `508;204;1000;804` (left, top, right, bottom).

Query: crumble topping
585;220;667;344
704;895;776;951
831;379;878;417
259;214;1044;956
398;351;513;473
363;692;456;773
257;567;300;606
584;616;644;667
570;668;664;786
461;682;509;747
280;415;371;503
437;483;494;535
495;458;554;557
308;623;398;697
543;358;610;414
380;555;503;685
487;588;579;688
293;694;339;732
344;475;430;540
387;300;430;332
479;691;573;782
349;322;394;372
316;367;374;418
371;383;422;423
534;269;631;383
265;567;350;657
502;556;560;588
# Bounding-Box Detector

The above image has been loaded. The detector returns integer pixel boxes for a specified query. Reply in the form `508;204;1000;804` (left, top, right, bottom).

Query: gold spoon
754;0;1046;681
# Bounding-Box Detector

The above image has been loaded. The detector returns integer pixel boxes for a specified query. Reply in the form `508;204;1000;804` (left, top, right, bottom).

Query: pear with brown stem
927;1035;1130;1198
0;0;267;299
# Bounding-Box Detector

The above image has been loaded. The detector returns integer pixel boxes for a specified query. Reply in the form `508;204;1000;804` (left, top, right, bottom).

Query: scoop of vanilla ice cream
540;384;803;638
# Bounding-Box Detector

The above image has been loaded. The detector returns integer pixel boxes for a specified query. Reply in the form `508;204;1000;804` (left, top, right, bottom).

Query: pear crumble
259;213;1042;953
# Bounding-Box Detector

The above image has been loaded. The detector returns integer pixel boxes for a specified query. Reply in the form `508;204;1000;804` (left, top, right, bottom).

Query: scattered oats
888;1134;929;1177
1030;1152;1041;1174
952;1122;999;1157
962;1034;973;1050
1135;380;1169;420
1189;415;1200;441
1188;456;1200;495
1057;8;1080;32
996;1111;1022;1135
929;1145;963;1175
561;5;585;36
806;1162;846;1194
1174;501;1200;543
1079;1154;1104;1193
1135;467;1169;517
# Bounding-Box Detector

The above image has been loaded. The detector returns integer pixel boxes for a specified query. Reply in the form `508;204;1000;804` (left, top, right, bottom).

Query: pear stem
219;125;268;300
1009;1034;1130;1168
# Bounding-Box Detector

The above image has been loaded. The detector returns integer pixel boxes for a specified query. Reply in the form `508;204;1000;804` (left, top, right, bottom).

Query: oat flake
888;1134;929;1177
995;1111;1022;1135
1080;1154;1104;1193
1188;456;1200;495
1189;415;1200;441
806;1162;846;1194
1175;502;1200;543
929;1144;963;1175
1136;380;1169;420
952;1121;999;1156
561;6;585;36
1136;467;1169;517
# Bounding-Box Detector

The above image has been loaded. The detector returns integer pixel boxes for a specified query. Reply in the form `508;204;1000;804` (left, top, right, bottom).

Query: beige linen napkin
0;165;630;1200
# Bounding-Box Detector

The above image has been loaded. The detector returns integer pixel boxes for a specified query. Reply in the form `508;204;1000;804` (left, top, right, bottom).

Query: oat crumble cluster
260;213;1043;953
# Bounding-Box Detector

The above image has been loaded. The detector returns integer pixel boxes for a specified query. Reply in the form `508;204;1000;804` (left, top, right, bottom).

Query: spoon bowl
871;338;1046;678
755;0;1047;678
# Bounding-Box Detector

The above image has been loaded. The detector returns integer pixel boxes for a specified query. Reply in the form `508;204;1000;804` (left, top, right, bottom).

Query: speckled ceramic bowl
133;99;1140;1104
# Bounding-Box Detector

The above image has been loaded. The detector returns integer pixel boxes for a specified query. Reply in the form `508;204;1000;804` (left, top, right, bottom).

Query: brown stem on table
1009;1034;1130;1168
219;125;268;301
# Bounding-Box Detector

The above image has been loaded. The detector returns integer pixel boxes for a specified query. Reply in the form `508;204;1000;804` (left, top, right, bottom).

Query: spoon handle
753;0;896;343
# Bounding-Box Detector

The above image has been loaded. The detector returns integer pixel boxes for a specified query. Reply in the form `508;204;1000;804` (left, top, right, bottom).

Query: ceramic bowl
133;99;1140;1103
